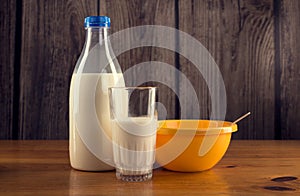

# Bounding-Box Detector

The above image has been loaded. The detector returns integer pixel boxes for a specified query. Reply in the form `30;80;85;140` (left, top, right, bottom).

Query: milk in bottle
69;16;124;171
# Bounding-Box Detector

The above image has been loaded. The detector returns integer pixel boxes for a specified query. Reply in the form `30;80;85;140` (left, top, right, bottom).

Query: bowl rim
157;119;238;135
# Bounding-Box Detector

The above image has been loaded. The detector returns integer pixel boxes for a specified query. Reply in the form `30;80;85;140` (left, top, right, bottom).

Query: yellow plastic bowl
156;120;238;172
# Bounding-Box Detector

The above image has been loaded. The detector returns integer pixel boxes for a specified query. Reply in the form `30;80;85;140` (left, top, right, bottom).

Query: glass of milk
109;87;157;182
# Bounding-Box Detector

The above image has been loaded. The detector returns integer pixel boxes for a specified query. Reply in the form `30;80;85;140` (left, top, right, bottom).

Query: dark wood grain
279;0;300;139
0;140;300;195
0;0;16;139
0;0;299;139
178;0;275;139
19;0;97;139
100;0;177;120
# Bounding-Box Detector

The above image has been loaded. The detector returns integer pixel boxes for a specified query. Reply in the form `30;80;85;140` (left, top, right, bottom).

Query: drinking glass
108;87;157;182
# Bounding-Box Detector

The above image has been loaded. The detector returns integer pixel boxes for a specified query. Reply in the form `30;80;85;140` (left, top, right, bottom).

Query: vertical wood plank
100;0;177;120
179;0;275;139
19;0;97;139
0;0;16;139
280;0;300;139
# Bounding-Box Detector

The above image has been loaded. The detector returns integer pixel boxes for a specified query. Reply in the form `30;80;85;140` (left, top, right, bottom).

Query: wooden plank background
179;0;275;139
279;0;300;139
0;0;16;139
19;0;97;139
100;0;177;120
0;0;299;139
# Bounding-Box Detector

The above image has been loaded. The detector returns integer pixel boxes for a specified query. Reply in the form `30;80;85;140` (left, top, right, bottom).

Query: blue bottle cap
84;16;111;28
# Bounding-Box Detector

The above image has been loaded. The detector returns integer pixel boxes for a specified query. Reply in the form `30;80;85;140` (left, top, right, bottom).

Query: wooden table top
0;140;299;195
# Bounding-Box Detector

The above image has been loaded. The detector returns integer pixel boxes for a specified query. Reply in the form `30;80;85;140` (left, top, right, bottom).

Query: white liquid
111;117;157;174
69;73;124;171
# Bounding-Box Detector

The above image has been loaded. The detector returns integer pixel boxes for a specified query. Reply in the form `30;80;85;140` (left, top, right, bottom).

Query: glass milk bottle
69;16;125;171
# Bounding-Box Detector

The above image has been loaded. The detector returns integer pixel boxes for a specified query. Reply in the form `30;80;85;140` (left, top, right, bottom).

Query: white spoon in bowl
232;112;251;124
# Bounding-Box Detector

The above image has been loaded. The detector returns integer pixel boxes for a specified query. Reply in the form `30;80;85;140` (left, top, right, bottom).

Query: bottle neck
84;27;109;49
80;27;121;74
